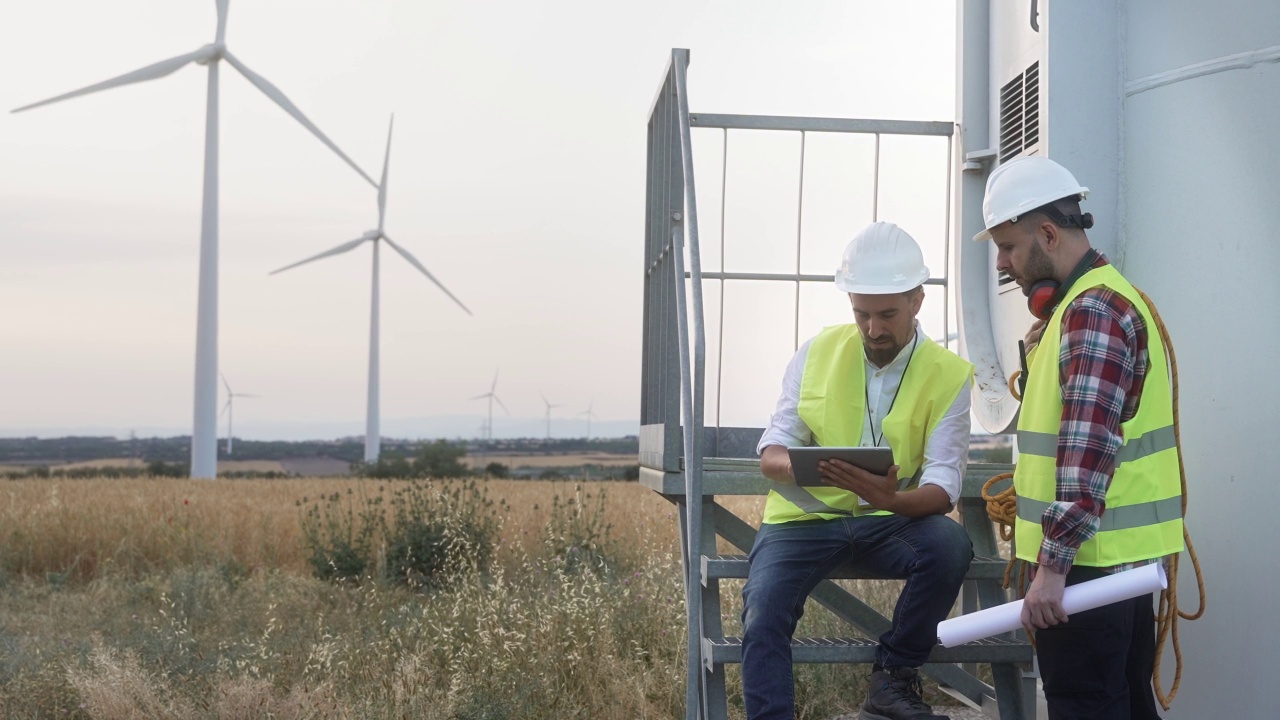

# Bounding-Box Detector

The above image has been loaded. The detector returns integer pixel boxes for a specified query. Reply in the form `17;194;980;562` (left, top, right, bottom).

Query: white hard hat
835;222;930;294
973;156;1090;241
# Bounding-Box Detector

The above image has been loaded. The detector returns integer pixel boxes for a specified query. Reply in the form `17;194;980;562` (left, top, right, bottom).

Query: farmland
0;476;961;719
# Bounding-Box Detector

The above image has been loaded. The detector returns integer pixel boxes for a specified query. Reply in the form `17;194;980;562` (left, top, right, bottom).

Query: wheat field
0;476;947;719
0;477;763;579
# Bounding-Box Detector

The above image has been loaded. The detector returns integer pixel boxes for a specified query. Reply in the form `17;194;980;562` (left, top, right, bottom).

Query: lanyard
865;332;919;448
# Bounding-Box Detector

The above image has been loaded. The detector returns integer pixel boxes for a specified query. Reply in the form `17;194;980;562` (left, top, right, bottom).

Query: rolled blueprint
936;562;1166;647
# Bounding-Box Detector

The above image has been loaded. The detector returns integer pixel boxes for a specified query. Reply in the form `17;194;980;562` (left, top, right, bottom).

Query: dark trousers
1036;565;1162;720
740;514;974;720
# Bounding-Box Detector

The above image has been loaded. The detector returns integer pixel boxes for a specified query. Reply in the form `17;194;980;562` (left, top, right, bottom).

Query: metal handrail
648;47;958;719
672;47;709;720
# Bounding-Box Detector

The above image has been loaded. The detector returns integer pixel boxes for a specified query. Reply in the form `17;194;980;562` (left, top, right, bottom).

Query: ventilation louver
999;61;1040;162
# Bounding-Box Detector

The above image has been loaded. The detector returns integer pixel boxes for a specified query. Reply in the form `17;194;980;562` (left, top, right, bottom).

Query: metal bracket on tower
963;148;997;172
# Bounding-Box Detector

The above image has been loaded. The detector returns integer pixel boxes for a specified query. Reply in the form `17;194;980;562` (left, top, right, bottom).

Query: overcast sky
0;0;958;440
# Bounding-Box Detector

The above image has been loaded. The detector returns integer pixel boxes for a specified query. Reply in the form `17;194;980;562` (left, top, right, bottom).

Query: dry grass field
0;476;963;719
58;458;146;469
0;477;764;580
463;452;639;469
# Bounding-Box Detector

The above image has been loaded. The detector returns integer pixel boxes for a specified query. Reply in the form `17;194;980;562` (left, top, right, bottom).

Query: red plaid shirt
1036;255;1152;575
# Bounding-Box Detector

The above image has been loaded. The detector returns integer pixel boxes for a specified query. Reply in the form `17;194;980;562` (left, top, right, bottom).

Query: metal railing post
671;47;710;720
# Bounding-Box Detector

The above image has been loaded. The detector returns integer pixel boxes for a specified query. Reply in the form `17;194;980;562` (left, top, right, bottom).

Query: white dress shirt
756;324;971;504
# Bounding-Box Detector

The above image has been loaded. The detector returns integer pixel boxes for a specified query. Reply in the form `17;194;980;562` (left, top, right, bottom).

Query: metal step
702;635;1033;668
701;554;1010;584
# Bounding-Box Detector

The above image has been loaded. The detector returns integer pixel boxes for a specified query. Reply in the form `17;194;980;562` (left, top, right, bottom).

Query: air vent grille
999;61;1040;162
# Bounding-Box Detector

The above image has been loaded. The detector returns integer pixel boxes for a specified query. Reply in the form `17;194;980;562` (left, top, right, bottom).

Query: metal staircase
640;49;1036;720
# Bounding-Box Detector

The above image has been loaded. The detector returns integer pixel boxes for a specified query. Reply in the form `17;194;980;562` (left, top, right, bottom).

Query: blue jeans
740;514;974;720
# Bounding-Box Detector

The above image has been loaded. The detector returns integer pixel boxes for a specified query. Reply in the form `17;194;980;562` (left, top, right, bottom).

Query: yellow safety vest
1014;264;1185;566
763;325;972;524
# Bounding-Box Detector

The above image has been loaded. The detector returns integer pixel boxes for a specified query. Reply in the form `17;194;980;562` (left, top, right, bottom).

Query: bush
355;440;471;480
146;460;188;478
298;480;504;588
356;454;414;479
544;484;617;575
298;487;381;582
383;479;503;588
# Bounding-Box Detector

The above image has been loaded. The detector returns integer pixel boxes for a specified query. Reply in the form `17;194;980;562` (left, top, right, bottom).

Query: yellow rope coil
1007;371;1023;402
981;472;1016;542
981;472;1030;596
982;287;1206;711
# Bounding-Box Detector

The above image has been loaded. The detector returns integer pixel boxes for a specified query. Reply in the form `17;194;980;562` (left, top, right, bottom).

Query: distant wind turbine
539;392;564;440
12;0;376;479
270;115;471;463
219;373;259;455
579;398;599;441
471;370;509;442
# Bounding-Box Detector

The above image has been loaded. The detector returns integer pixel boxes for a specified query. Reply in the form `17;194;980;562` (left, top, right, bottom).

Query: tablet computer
786;446;895;487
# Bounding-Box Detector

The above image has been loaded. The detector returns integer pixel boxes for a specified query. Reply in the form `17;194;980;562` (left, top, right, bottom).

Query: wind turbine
270;115;471;463
579;398;599;441
539;392;564;440
219;373;259;455
11;0;376;479
471;369;509;443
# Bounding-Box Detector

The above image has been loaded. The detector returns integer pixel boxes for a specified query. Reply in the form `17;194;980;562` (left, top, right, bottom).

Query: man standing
976;156;1184;719
746;221;974;720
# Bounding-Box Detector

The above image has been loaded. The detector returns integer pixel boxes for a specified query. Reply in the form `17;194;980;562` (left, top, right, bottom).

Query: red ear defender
1027;279;1060;320
1025;248;1101;321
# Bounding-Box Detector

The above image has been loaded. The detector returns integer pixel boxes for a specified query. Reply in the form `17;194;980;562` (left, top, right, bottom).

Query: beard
1017;240;1058;296
864;336;905;367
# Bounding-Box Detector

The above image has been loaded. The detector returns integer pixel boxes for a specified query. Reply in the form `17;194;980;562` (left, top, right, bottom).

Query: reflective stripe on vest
1013;264;1185;566
1016;495;1183;532
1017;425;1177;466
762;325;972;524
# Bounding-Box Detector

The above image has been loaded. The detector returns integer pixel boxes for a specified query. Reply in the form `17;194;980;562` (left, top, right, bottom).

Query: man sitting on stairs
747;221;975;720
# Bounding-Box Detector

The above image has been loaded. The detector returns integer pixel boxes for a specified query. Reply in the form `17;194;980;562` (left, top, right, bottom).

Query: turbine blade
382;234;472;315
12;46;215;113
493;395;510;414
215;0;230;45
470;393;490;401
220;398;231;416
539;391;549;405
222;51;378;188
378;114;394;226
237;394;261;398
220;372;232;395
269;236;368;275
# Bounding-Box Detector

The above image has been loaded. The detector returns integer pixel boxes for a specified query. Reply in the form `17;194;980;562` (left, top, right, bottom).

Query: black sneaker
859;666;949;720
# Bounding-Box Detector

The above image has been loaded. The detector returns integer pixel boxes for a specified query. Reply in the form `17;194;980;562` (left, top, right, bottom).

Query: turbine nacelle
195;44;224;65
